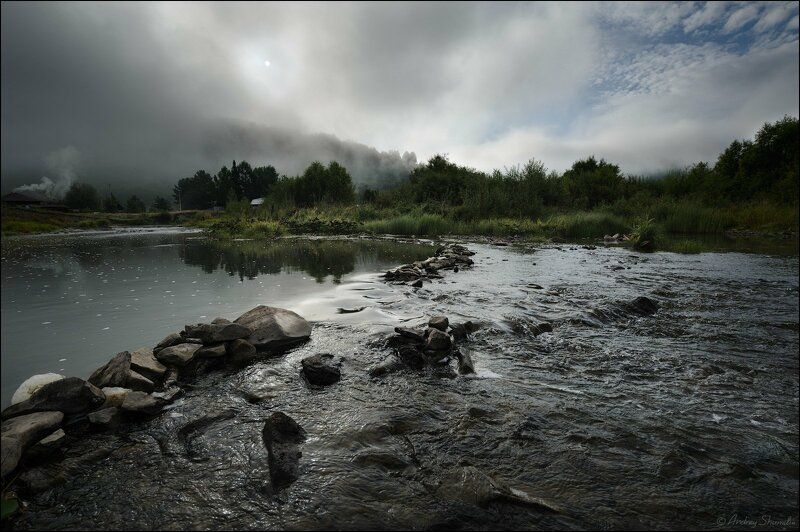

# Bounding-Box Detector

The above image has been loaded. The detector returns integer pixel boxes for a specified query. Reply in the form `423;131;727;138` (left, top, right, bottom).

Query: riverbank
3;202;798;254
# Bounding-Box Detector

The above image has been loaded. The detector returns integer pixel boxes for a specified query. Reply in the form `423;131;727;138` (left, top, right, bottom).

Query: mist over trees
42;116;800;218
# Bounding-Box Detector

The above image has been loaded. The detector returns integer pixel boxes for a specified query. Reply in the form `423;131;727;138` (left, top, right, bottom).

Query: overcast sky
2;1;798;194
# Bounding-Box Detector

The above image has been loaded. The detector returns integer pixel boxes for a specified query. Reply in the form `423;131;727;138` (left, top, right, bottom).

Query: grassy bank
4;200;797;253
0;207;210;236
187;199;798;247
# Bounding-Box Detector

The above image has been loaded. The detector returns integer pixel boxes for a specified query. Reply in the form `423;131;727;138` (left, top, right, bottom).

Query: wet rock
352;449;413;470
234;305;312;351
211;317;231;325
455;349;476;375
425;328;452;352
397;345;426;369
100;387;132;408
130;347;167;382
411;279;423;288
17;438;116;494
226;338;257;365
531;322;553;336
337;306;366;314
87;407;121;428
449;323;468;341
35;428;66;450
394;326;425;343
155;343;202;366
88;351;131;388
1;411;64;477
120;391;164;417
11;374;66;406
2;378;105;420
438;466;560;512
628;296;659;315
126;370;154;393
151;386;184;404
369;357;404;377
184;322;252;344
262;412;306;490
196;343;227;358
301;354;341;386
155;332;182;350
429;316;449;331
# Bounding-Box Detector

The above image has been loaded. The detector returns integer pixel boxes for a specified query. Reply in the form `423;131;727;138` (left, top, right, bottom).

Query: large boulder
155;332;182;350
184;322;252;344
10;374;65;405
262;412;306;490
101;387;132;408
1;378;105;420
130;347;168;381
88;352;131;388
234;306;311;350
301;354;341;386
126;370;155;393
1;411;64;477
155;343;202;366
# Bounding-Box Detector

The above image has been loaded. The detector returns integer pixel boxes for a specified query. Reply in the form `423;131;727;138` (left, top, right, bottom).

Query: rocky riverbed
1;235;798;530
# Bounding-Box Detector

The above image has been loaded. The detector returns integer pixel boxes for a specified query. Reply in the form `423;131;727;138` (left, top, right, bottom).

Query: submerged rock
234;305;312;351
2;378;105;420
10;374;65;406
262;412;306;490
301;354;341;386
455;349;476;375
628;296;659;315
1;411;64;477
438;466;560;512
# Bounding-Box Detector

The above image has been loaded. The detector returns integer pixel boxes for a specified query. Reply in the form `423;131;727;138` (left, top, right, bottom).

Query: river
1;228;798;530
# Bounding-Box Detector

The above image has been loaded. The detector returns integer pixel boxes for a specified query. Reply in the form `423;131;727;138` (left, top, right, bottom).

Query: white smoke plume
13;146;80;199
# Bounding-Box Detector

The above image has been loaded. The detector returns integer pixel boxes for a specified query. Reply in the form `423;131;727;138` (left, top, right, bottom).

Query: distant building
1;191;49;207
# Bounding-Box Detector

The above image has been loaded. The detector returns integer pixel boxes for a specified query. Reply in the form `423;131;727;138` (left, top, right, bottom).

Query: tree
125;195;146;213
174;170;215;210
102;193;123;212
152;196;172;212
561;156;624;209
64;182;100;211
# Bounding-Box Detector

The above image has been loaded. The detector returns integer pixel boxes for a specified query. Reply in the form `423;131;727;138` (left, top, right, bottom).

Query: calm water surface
1;228;797;530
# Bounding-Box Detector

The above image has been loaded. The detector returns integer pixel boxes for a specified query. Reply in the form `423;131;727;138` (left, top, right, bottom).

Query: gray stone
11;374;65;405
88;351;131;388
87;407;121;428
155;332;182;350
262;412;306;490
211;317;231;325
155;343;201;366
425;328;452;352
1;411;64;477
197;343;227;358
120;392;164;416
130;347;167;381
226;339;257;365
184;322;252;344
36;428;66;449
394;326;425;343
234;305;311;350
301;354;341;386
1;378;105;420
455;349;476;375
100;387;132;408
429;316;449;331
126;370;155;393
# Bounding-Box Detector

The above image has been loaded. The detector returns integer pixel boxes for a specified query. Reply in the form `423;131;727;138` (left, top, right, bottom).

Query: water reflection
179;238;435;283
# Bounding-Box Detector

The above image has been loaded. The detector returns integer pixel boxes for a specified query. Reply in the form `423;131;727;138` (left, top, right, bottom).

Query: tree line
57;116;797;214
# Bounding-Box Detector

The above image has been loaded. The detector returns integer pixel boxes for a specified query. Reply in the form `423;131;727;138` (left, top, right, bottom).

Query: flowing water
1;229;798;530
